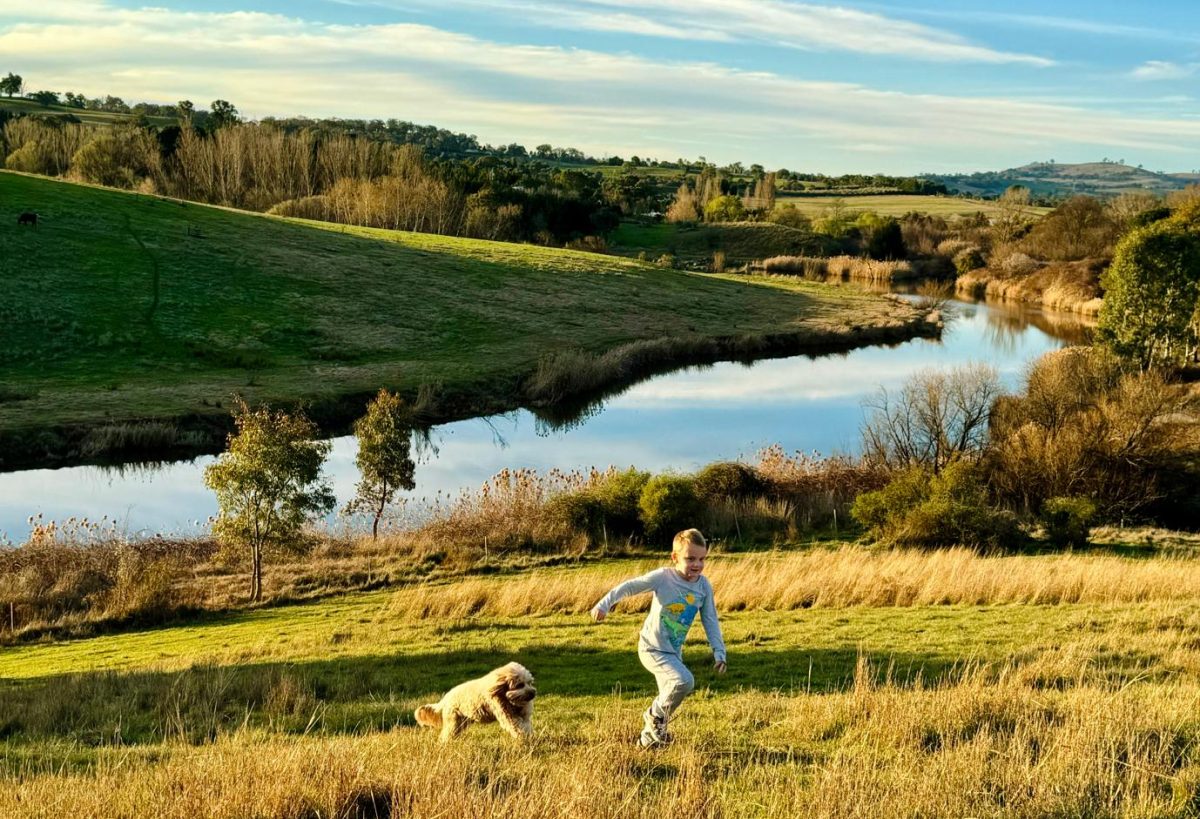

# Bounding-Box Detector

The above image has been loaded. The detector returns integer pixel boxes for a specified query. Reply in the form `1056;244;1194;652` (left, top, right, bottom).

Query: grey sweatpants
639;644;694;720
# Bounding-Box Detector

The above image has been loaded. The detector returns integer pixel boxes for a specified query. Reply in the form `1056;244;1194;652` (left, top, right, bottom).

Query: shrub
768;204;810;230
1098;217;1200;368
639;475;701;539
591;468;651;533
693;462;765;505
1020;195;1118;261
953;247;985;275
851;461;1023;550
986;347;1197;517
653;253;676;268
1041;496;1098;548
544;490;606;539
998;252;1040;276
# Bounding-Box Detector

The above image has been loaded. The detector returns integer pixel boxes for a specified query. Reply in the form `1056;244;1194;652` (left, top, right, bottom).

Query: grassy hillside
0;172;927;467
4;547;1200;816
0;97;174;127
929;161;1195;199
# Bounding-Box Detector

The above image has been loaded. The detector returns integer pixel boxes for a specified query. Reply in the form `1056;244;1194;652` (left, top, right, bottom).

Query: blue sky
2;0;1198;173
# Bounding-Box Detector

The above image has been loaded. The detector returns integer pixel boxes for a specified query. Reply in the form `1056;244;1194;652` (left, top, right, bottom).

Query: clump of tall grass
0;515;212;639
758;255;917;282
408;467;594;558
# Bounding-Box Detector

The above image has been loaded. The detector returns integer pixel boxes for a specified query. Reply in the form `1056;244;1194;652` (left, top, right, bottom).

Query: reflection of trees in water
96;459;179;480
530;362;720;436
980;302;1094;351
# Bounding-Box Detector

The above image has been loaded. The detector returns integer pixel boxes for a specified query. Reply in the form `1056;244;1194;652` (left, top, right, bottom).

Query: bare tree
862;363;1002;473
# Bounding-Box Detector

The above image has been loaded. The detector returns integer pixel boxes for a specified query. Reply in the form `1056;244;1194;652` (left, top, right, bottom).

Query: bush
544;490;606;538
851;461;1023;549
953;247;985;275
1041;496;1098;548
639;475;701;539
693;462;765;505
986;347;1196;517
592;468;650;532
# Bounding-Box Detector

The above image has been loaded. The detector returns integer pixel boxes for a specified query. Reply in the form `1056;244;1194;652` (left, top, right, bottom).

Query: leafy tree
0;72;22;98
204;400;334;601
208;99;240;129
28;90;59;107
703;194;746;222
177;99;195;126
345;389;416;539
1098;218;1200;368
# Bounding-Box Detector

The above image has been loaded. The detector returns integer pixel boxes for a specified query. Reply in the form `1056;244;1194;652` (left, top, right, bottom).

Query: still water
0;295;1091;541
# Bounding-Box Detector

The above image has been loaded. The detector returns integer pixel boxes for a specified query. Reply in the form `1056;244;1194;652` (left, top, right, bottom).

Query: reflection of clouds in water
0;297;1078;541
0;458;218;541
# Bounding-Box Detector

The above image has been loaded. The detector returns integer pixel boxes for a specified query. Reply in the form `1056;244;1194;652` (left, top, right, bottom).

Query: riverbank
0;171;937;471
956;258;1106;316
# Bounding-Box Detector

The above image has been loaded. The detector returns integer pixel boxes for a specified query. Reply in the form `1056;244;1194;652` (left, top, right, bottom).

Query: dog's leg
440;710;467;742
489;696;532;739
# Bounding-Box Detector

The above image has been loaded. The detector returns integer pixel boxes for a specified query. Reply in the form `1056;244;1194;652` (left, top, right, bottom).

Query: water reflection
0;295;1090;541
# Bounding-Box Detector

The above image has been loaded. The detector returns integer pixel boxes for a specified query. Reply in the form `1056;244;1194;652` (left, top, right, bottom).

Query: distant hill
925;161;1196;199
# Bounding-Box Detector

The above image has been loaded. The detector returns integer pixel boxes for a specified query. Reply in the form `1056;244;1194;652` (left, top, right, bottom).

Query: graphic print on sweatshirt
660;592;701;650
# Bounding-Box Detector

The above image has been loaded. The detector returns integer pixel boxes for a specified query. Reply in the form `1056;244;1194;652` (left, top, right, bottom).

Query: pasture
3;547;1200;816
775;192;1053;218
0;171;924;466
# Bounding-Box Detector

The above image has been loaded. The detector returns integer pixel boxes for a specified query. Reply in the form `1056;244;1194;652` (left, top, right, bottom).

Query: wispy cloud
894;7;1197;44
1;3;1197;172
1131;60;1199;80
346;0;1054;65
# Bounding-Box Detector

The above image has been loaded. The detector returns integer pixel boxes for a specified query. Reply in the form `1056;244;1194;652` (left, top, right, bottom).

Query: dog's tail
415;704;442;729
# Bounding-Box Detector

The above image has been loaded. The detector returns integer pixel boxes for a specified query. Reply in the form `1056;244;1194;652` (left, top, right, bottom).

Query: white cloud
348;0;1054;65
1131;60;1198;80
1;3;1198;171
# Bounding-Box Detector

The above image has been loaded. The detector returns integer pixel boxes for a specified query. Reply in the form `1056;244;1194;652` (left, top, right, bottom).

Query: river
0;293;1091;541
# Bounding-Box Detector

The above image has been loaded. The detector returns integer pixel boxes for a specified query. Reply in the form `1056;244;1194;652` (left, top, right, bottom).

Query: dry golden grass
957;258;1106;315
5;659;1200;818
757;255;918;283
384;546;1200;621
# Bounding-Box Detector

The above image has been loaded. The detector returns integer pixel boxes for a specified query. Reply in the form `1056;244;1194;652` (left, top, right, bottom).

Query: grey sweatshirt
592;568;726;663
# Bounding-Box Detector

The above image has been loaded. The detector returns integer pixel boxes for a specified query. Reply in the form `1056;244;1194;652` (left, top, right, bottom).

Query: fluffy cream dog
415;662;536;742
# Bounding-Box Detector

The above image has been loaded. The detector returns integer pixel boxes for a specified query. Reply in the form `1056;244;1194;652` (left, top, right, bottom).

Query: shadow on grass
0;639;1168;752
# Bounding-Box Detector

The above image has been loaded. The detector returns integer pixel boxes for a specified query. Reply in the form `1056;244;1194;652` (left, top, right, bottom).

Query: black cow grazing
17;212;37;228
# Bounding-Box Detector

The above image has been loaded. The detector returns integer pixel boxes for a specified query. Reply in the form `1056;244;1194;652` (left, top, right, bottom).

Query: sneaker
639;707;672;747
638;728;667;748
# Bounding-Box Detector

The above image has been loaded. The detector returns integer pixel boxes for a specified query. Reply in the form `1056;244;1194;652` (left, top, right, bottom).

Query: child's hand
591;607;606;622
714;660;727;675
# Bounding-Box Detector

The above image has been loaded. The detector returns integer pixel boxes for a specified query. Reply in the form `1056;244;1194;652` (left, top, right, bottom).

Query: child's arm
590;570;661;622
700;580;727;672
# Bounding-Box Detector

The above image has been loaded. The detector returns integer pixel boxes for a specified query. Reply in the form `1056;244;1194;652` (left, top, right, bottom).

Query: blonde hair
671;528;707;554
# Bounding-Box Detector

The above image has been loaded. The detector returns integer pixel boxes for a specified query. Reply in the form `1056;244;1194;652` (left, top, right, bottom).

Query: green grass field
775;192;1053;218
4;550;1200;816
608;220;836;265
0;97;175;127
0;171;923;466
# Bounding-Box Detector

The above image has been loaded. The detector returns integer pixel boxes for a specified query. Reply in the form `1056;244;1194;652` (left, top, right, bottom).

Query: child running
590;528;727;748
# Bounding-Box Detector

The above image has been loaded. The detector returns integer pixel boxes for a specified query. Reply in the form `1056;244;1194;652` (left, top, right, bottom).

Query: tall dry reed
384;546;1200;621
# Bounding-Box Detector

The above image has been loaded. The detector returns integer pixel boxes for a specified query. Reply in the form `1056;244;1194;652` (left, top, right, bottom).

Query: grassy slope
0;97;175;126
0;172;921;456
